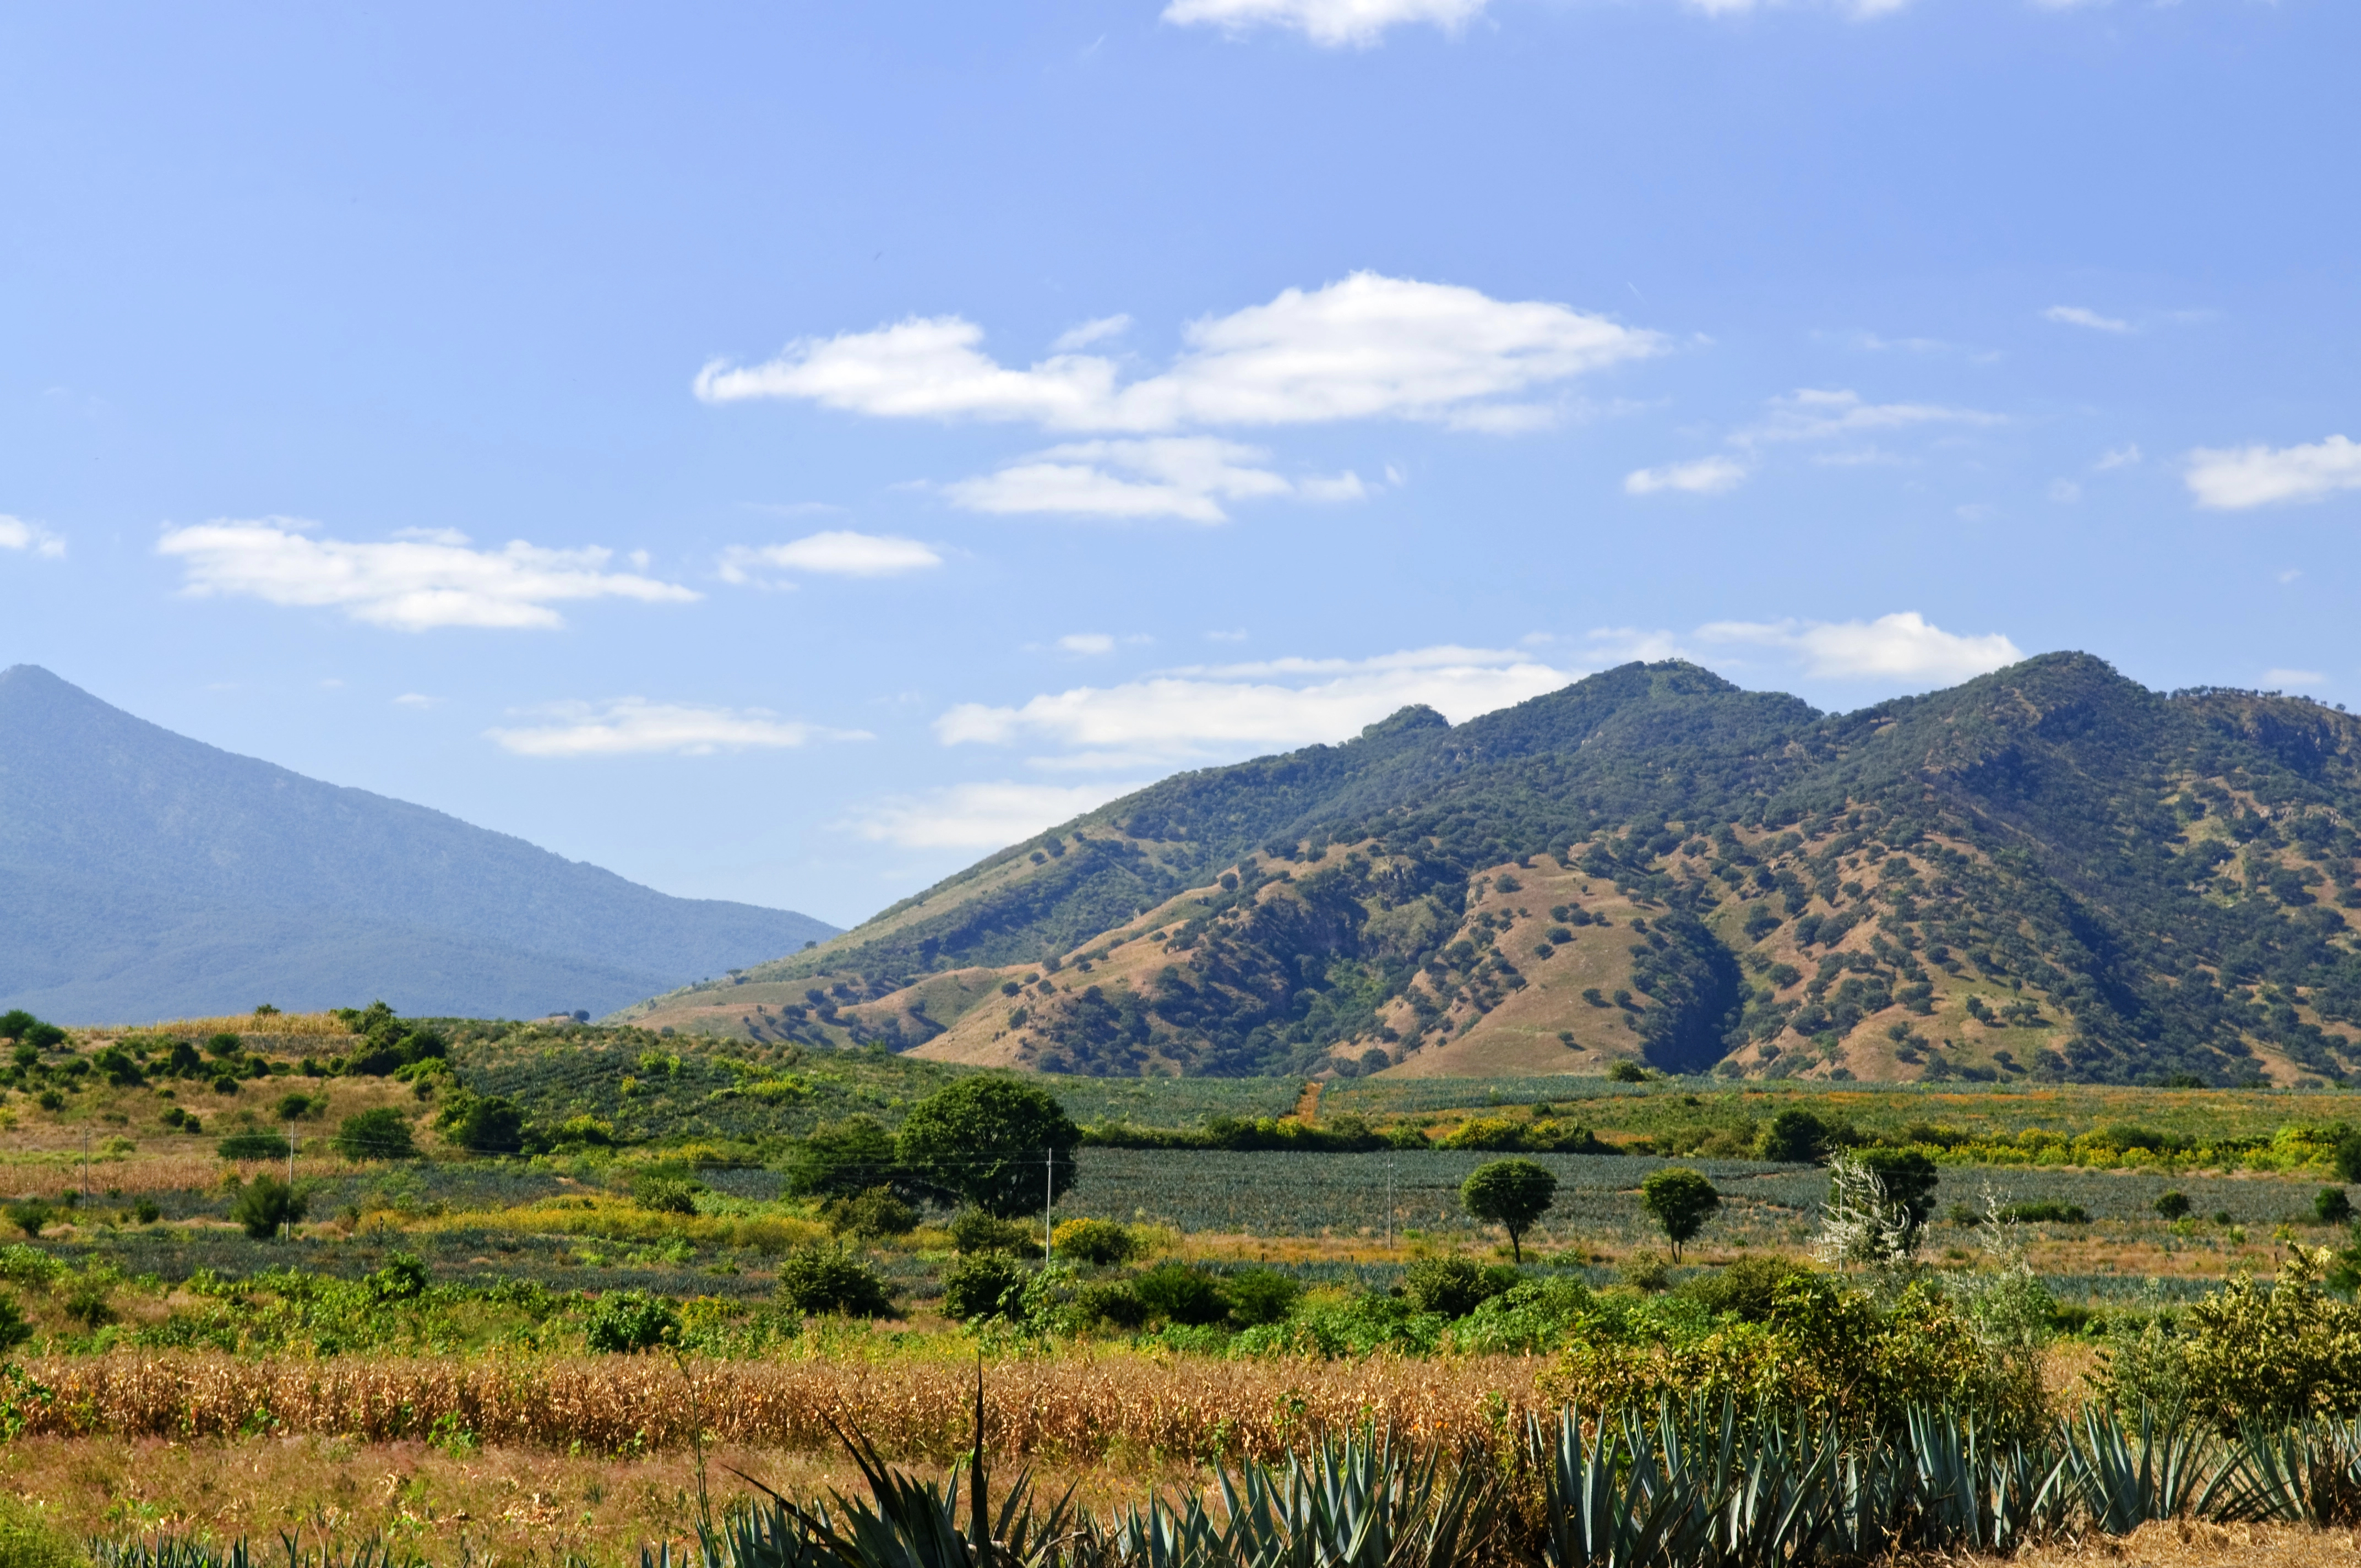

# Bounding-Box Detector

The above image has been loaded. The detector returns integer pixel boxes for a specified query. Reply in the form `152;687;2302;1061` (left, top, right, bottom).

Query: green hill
615;654;2361;1088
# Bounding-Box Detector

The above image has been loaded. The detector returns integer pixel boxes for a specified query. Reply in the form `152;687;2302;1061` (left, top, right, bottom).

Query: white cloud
1206;628;1250;643
487;699;868;758
0;516;65;559
2185;435;2361;510
156;518;697;631
2044;304;2131;334
1160;0;1486;47
937;644;1573;766
1738;388;2003;447
392;693;439;710
2048;478;2082;504
1058;634;1117;656
1624;455;1749;496
2095;444;2142;471
943;437;1362;523
1700;612;2022;683
2262;668;2326;690
717;530;942;585
695;273;1660;435
1051;314;1132;352
851;781;1143;850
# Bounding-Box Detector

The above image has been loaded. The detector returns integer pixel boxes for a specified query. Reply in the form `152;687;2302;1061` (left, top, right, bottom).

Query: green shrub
1451;1277;1595;1354
1051;1217;1134;1265
1759;1109;1832;1163
1132;1261;1231;1327
1076;1280;1147;1329
820;1186;917;1239
776;1242;895;1318
63;1278;114;1329
216;1131;287;1161
229;1175;307;1239
434;1091;527;1156
2155;1191;2192;1221
584;1289;681;1353
1235;1293;1446;1358
633;1177;702;1216
1403;1255;1519;1319
1678;1255;1814;1323
940;1250;1030;1322
4;1204;51;1240
1221;1267;1303;1327
367;1254;431;1302
2320;1187;2355;1226
0;1294;31;1353
2178;1246;2361;1429
331;1108;417;1161
949;1208;1033;1255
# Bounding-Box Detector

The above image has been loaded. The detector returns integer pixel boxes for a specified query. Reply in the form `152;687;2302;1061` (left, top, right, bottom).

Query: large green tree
1461;1157;1558;1262
896;1077;1080;1219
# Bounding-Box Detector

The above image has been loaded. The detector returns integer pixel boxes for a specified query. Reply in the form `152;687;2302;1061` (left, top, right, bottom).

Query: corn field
14;1351;1554;1460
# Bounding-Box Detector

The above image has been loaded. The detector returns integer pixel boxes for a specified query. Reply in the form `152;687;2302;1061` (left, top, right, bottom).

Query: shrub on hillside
331;1108;417;1161
633;1176;703;1216
216;1131;287;1162
949;1208;1033;1255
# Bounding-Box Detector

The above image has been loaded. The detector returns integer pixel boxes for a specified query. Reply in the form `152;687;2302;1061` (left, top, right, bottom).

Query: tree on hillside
1640;1167;1721;1261
1461;1157;1557;1262
896;1078;1080;1219
333;1107;418;1161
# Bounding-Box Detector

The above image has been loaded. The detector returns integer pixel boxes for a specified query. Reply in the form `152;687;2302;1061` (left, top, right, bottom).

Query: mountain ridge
0;665;837;1020
622;654;2361;1089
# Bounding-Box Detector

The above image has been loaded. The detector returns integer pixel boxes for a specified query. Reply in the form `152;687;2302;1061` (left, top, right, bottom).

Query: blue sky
3;0;2355;929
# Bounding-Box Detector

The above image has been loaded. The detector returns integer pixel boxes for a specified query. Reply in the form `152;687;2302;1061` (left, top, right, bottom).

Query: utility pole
1044;1148;1055;1264
285;1120;296;1240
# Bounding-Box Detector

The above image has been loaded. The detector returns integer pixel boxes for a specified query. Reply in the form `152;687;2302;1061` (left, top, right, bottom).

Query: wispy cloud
943;438;1364;523
157;518;695;631
697;273;1660;435
1051;314;1132;352
1699;611;2022;683
1160;0;1487;47
0;516;66;559
850;781;1144;850
717;530;942;586
2185;435;2361;510
2095;444;2142;471
1737;388;2003;447
2044;304;2132;334
937;644;1572;768
2261;668;2326;690
487;698;869;757
1624;455;1749;496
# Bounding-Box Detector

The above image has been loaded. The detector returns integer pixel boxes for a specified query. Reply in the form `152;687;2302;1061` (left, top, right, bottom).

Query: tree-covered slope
627;654;2361;1088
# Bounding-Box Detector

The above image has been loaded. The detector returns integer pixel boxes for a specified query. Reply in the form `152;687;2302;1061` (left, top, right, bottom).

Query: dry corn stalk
17;1351;1550;1461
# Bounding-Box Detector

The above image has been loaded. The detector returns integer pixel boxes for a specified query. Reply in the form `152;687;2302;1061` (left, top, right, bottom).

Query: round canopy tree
1640;1166;1721;1261
896;1077;1080;1219
1461;1157;1558;1262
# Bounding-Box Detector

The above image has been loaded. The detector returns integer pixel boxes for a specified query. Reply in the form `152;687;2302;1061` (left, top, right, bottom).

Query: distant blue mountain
0;665;837;1022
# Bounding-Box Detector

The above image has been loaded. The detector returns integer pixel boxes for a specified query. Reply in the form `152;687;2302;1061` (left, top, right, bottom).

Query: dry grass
120;1014;356;1040
0;1432;1220;1568
17;1350;1551;1462
1977;1520;2361;1565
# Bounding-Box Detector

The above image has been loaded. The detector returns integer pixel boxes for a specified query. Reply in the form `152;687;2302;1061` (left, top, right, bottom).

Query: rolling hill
0;665;837;1021
615;654;2361;1088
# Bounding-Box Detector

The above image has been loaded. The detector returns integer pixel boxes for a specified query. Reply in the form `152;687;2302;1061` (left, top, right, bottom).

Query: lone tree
1461;1157;1558;1262
896;1077;1080;1219
785;1115;907;1198
1640;1166;1721;1261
